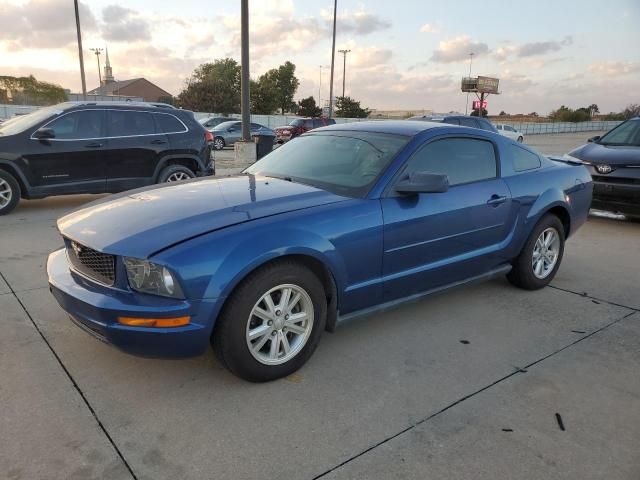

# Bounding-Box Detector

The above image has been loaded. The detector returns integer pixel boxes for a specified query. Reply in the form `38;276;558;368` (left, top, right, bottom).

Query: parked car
564;117;640;219
409;114;498;133
0;102;213;215
496;123;524;142
47;120;592;382
199;116;232;130
211;121;274;150
274;117;336;144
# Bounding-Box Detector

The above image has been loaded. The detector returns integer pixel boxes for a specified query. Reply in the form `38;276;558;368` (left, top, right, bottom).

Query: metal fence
499;120;621;135
1;104;622;134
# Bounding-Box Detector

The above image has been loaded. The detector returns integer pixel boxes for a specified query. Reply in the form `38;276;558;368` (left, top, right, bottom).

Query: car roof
55;101;182;112
316;120;451;136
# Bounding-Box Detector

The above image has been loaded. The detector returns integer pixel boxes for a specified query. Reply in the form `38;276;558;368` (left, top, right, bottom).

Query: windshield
290;119;304;127
0;105;64;136
598;120;640;146
245;131;409;197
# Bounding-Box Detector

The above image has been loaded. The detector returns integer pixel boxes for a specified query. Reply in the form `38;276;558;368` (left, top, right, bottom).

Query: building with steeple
102;47;115;86
88;47;172;102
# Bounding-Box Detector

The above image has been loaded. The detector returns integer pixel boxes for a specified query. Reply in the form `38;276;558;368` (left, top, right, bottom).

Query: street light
73;0;87;99
328;0;337;117
338;49;351;98
318;65;329;107
90;47;103;87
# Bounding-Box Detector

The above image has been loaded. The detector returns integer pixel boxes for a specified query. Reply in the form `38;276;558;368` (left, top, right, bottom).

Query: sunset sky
1;0;638;114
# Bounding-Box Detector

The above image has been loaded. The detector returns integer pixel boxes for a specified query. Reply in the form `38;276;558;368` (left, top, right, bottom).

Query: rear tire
213;137;225;150
0;170;20;216
517;136;524;143
158;165;195;183
212;260;327;382
507;214;565;290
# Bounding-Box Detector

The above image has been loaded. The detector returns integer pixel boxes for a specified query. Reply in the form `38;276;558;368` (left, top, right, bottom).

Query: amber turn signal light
118;316;190;328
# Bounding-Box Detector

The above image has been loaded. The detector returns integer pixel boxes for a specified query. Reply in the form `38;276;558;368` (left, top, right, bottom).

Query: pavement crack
311;310;637;480
0;271;138;480
549;284;639;311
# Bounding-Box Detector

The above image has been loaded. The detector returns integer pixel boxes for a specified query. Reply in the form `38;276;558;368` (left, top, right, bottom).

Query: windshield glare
0;105;63;136
290;119;304;127
245;131;409;197
599;120;640;146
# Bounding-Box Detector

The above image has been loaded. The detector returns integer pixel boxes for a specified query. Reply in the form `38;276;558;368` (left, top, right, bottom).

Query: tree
499;110;507;116
622;103;640;119
528;112;539;117
271;61;299;114
177;59;241;114
471;107;488;117
549;105;590;122
250;75;279;114
296;96;322;117
0;75;66;106
335;96;370;118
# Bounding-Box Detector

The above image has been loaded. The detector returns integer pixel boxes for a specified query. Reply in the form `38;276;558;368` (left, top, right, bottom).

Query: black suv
0;102;213;214
408;114;498;133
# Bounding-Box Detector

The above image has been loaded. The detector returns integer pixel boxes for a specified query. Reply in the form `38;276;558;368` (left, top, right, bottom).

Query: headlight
123;257;184;298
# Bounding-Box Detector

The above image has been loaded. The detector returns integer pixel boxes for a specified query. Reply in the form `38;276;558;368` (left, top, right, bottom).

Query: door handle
84;142;103;148
487;194;507;206
150;139;167;145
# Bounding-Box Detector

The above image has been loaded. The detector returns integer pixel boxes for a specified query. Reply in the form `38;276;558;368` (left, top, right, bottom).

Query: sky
1;0;639;115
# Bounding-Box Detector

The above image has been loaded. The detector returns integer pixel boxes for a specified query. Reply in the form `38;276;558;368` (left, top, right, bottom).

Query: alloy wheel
214;138;224;150
245;284;314;365
0;178;12;208
166;172;191;182
532;227;560;279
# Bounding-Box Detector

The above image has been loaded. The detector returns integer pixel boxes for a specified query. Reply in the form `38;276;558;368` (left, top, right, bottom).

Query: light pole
338;49;351;98
328;0;337;117
318;65;329;107
90;48;103;87
240;0;250;142
465;52;474;115
73;0;87;99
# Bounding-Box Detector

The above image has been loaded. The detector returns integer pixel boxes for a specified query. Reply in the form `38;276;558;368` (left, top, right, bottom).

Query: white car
496;124;524;143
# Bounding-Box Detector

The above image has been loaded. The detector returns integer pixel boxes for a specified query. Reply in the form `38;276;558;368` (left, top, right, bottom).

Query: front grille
592;175;640;186
66;241;115;286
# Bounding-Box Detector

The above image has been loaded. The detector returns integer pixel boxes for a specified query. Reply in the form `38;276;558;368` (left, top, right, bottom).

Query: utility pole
90;48;103;87
73;0;87;99
465;52;474;115
328;0;337;117
240;0;250;142
338;49;351;98
318;65;329;107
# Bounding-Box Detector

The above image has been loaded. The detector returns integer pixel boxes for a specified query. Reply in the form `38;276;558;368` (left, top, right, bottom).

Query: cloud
518;36;572;57
0;0;96;49
101;5;151;42
350;47;393;68
320;8;391;35
588;61;640;76
430;36;489;63
419;24;439;34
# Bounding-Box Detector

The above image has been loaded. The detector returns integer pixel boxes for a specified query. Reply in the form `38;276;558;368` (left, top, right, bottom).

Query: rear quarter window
511;145;542;172
155;114;186;133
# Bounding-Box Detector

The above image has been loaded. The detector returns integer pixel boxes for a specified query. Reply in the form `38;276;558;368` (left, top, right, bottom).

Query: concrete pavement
1;132;638;479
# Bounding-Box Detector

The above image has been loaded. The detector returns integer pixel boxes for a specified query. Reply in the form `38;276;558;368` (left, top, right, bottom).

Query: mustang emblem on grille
71;242;83;256
595;164;612;174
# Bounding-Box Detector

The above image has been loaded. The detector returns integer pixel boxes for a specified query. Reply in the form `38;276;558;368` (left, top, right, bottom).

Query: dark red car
274;117;336;144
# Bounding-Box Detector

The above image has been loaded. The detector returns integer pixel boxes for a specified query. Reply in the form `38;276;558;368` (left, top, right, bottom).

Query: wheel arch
0;161;29;198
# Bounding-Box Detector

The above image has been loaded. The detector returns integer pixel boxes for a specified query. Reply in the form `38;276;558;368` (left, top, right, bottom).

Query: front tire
212;260;327;382
507;214;565;290
0;170;20;215
158;165;195;183
517;136;524;143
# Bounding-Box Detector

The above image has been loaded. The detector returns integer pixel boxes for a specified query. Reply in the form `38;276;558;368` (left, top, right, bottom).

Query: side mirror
587;135;601;143
395;171;449;195
34;127;55;139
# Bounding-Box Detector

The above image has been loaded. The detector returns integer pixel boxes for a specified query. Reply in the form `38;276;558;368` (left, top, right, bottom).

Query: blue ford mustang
48;121;592;381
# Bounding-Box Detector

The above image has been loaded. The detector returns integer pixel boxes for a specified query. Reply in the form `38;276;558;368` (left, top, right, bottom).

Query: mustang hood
569;142;640;166
58;175;347;258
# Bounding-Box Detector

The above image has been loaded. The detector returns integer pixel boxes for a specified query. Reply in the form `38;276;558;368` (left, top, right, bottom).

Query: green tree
0;75;66;106
271;61;300;114
296;96;322;117
499;110;507;116
335;96;370;118
177;59;241;114
549;105;590;122
250;74;279;114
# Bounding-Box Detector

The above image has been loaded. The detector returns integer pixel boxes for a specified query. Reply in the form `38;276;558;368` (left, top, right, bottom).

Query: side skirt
336;264;512;325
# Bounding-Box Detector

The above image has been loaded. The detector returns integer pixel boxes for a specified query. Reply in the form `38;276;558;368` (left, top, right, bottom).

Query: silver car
211;121;274;150
496;123;524;143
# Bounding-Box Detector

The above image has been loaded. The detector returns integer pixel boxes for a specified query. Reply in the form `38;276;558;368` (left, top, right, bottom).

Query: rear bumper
47;249;222;358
